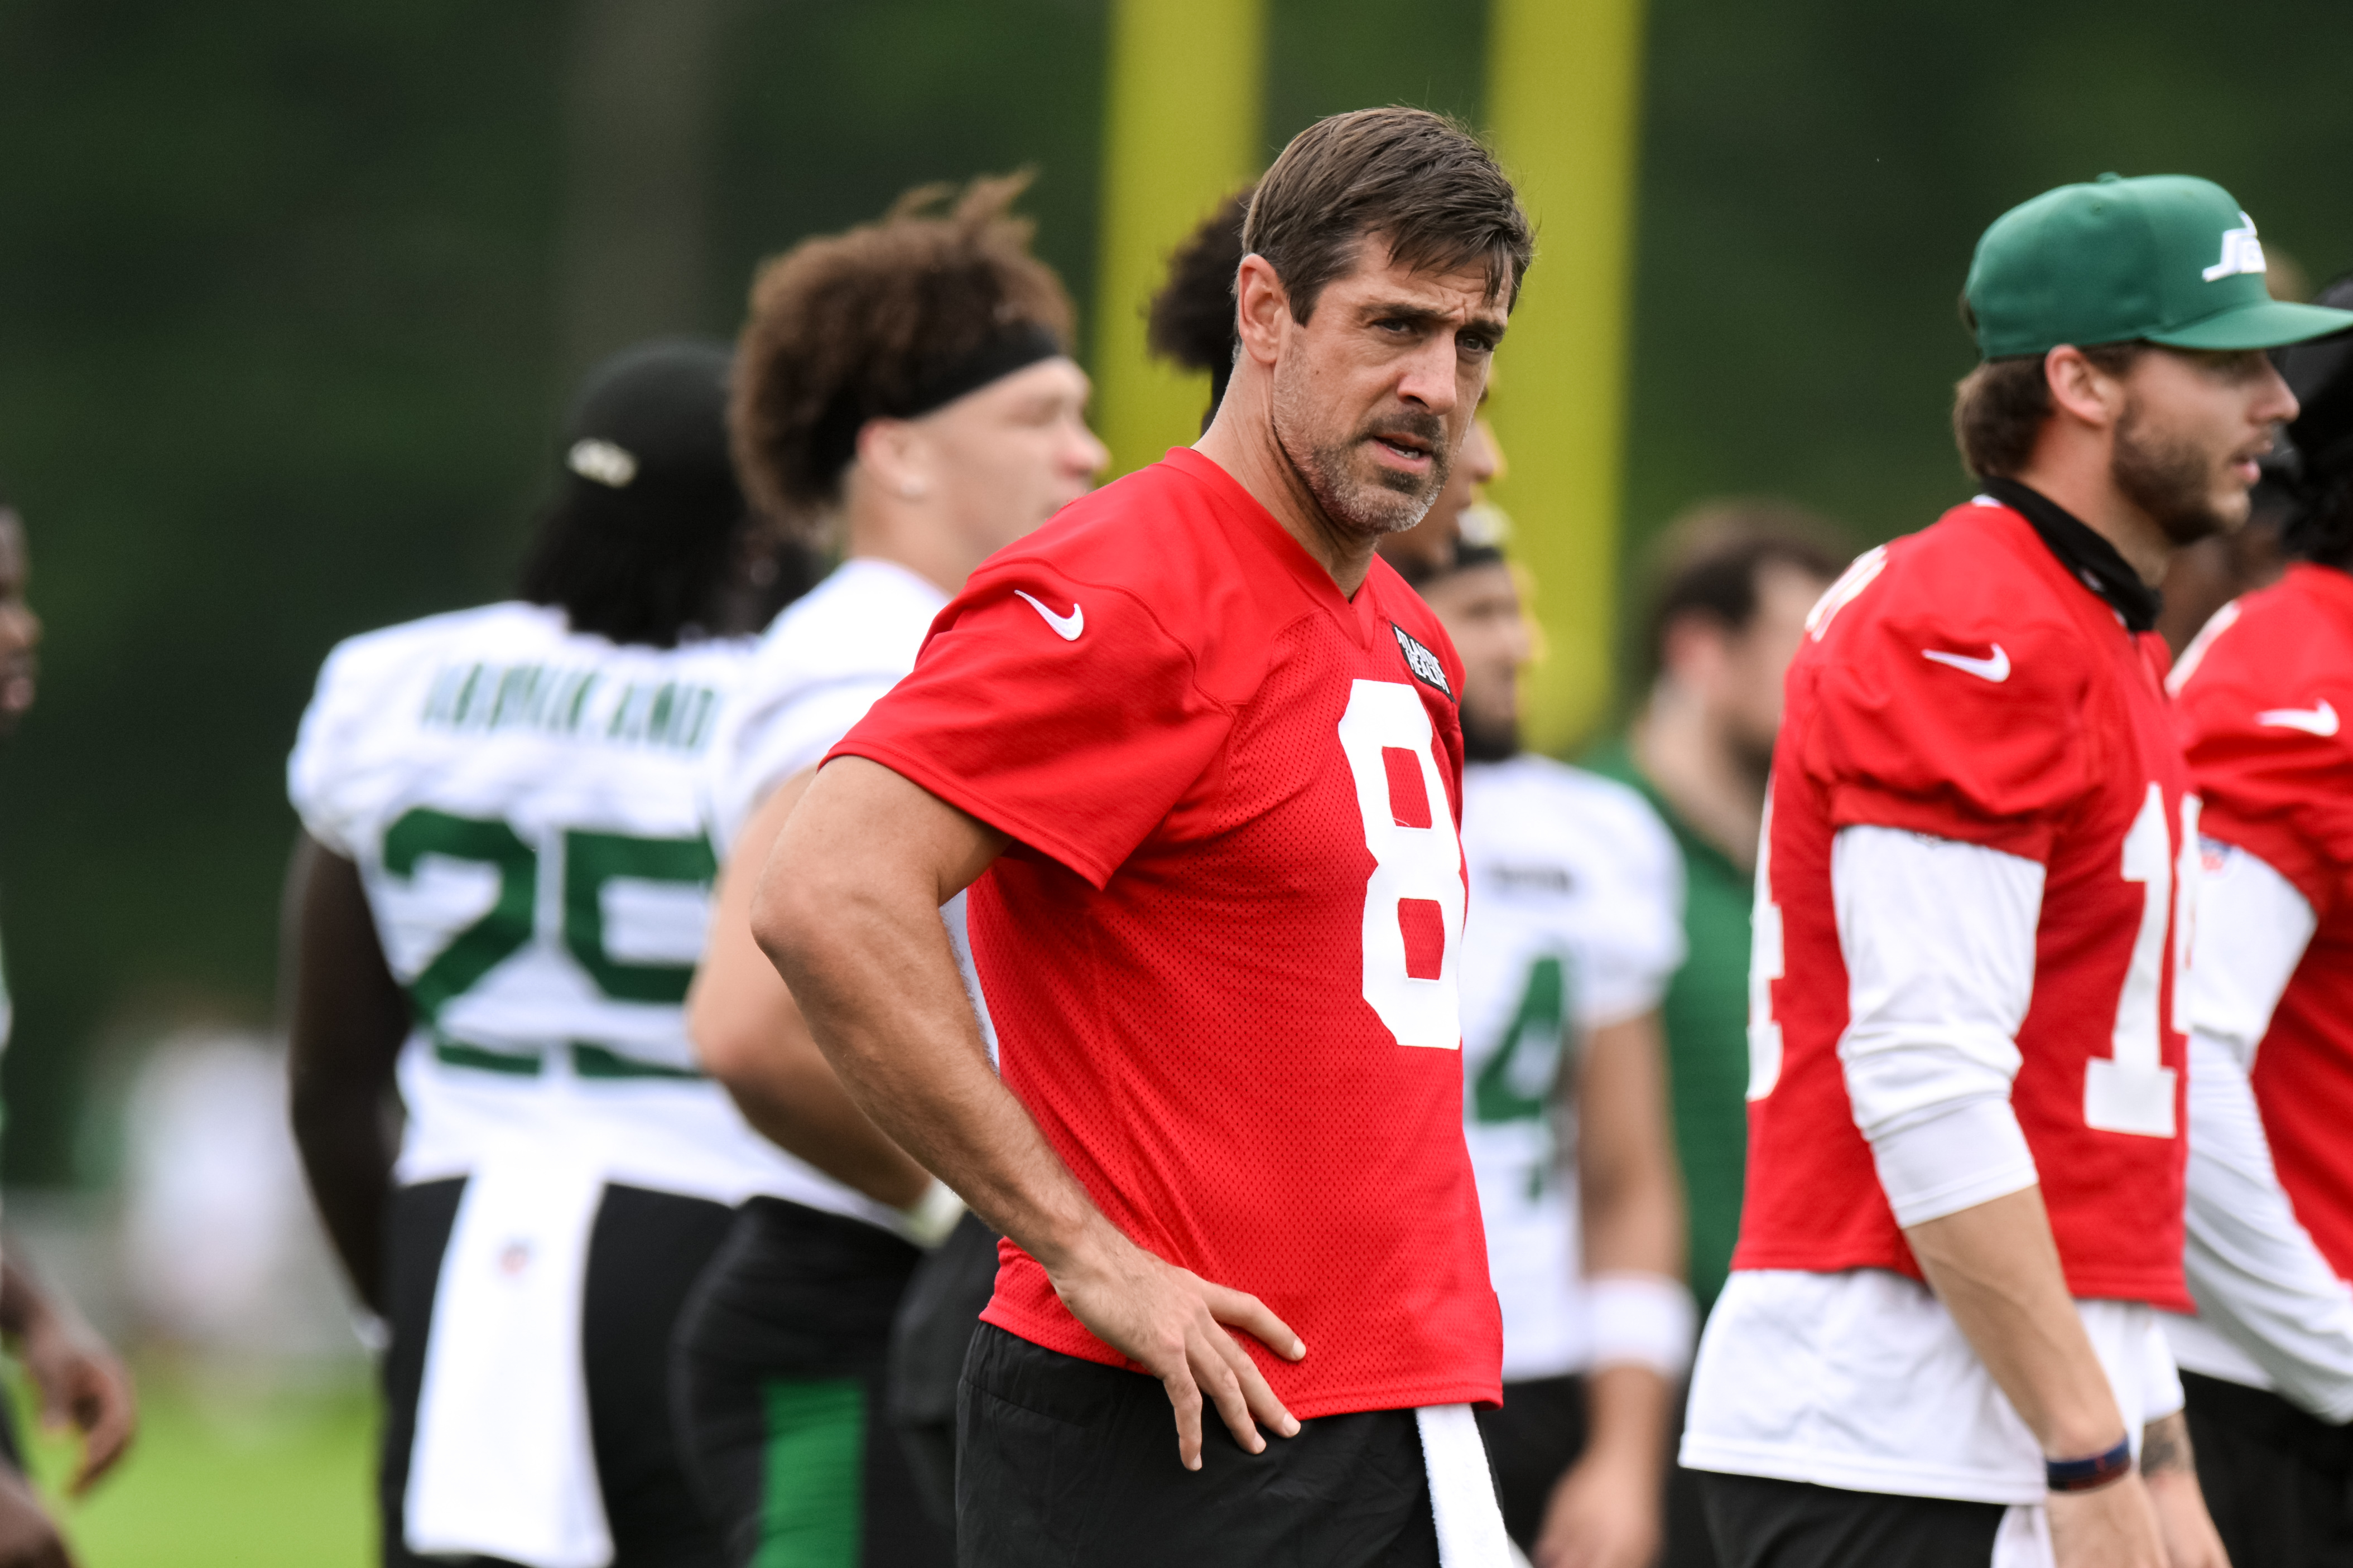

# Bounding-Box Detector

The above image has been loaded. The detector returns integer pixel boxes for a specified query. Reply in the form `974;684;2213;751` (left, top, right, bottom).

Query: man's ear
1234;254;1290;367
855;417;928;500
2043;345;2126;433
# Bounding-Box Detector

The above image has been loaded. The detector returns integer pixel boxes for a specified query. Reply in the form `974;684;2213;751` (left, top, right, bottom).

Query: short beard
1269;364;1450;539
1460;704;1520;763
2111;401;2232;546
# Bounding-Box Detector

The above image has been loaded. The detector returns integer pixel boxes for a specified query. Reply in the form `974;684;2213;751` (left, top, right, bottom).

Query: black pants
884;1212;1000;1535
1664;1379;1724;1568
956;1322;1439;1568
1473;1374;1589;1552
670;1198;949;1568
1701;1471;2005;1568
380;1178;735;1568
2183;1368;2353;1566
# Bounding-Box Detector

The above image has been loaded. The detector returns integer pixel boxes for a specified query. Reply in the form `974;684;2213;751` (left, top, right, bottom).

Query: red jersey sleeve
828;559;1236;890
2179;668;2353;922
1801;601;2091;862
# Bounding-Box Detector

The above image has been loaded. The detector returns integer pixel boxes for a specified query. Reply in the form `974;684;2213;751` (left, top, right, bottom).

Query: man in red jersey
1681;175;2353;1568
2160;277;2353;1567
749;107;1531;1565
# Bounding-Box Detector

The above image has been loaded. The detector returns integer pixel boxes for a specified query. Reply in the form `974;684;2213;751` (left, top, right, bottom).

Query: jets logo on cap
2203;212;2267;282
1391;624;1452;700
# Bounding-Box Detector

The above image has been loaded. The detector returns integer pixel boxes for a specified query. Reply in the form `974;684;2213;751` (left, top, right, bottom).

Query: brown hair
1640;500;1850;677
1952;344;2145;479
730;173;1075;528
1242;107;1533;325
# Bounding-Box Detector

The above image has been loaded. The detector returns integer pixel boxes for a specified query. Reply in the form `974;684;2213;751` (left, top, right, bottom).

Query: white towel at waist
404;1143;612;1568
1417;1402;1514;1567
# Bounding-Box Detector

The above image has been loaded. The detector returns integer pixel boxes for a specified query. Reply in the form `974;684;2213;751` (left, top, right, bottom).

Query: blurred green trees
1;0;2349;1180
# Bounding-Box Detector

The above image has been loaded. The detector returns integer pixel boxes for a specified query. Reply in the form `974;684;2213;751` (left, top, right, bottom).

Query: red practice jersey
833;447;1503;1416
2174;563;2353;1280
1737;496;2195;1309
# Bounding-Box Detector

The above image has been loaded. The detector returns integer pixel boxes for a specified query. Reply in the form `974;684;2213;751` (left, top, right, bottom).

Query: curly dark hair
1148;188;1252;419
730;173;1076;531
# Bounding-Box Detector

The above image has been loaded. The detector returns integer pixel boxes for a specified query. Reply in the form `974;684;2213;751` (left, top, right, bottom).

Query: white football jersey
287;601;807;1206
1458;755;1685;1381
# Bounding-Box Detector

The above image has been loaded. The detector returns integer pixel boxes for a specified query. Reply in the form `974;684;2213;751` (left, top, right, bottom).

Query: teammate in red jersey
1682;175;2353;1568
747;108;1531;1565
2161;277;2353;1566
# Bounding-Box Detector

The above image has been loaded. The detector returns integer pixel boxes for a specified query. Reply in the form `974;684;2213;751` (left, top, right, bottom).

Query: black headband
811;322;1065;488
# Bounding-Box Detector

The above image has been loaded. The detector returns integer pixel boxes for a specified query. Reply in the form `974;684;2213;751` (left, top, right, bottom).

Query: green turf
13;1364;375;1568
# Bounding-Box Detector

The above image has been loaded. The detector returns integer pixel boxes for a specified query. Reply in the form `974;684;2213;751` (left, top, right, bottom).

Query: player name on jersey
420;658;724;753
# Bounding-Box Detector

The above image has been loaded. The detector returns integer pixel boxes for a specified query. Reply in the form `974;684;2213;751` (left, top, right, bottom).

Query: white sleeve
2177;843;2353;1421
1831;826;2045;1228
1576;798;1688;1028
286;637;382;858
705;673;898;855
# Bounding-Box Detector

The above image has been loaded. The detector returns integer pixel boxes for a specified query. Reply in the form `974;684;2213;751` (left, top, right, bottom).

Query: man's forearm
1905;1185;2127;1456
758;758;1107;1271
1582;1363;1670;1475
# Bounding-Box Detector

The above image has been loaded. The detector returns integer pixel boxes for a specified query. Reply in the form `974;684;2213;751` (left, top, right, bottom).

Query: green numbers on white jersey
1471;954;1570;1126
384;805;716;1078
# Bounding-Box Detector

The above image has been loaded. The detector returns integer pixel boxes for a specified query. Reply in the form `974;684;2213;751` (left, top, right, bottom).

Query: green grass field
16;1364;375;1568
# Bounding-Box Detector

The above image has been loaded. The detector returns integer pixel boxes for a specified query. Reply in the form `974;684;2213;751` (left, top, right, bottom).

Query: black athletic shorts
956;1321;1440;1568
2182;1368;2353;1567
1664;1379;1724;1568
670;1196;949;1568
380;1177;735;1568
884;1212;999;1534
1473;1374;1589;1552
1700;1471;2006;1568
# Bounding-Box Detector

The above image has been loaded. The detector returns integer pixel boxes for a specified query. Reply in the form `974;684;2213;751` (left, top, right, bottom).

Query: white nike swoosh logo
1921;643;2010;683
2257;698;2340;736
1014;589;1084;641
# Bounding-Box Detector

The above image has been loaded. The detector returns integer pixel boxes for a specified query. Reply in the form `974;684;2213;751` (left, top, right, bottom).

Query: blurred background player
2161;273;2353;1566
677;175;1104;1566
0;503;138;1568
1594;506;1844;1314
1584;507;1843;1568
1398;532;1692;1568
283;339;812;1568
1685;174;2351;1567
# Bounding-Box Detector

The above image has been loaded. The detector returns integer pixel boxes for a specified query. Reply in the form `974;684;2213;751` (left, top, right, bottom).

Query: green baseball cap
1965;173;2353;360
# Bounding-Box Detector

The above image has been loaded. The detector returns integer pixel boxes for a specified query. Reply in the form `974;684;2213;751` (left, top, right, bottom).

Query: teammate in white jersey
671;176;1104;1567
285;340;814;1568
1394;530;1692;1568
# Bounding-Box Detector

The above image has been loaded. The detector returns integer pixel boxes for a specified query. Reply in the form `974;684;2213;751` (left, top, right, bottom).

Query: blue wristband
2046;1436;2134;1493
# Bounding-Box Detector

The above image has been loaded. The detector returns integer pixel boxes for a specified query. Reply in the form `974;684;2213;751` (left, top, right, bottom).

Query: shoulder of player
2178;572;2353;770
1471;756;1680;868
745;558;943;691
954;480;1293;700
1809;514;2089;696
308;601;551;701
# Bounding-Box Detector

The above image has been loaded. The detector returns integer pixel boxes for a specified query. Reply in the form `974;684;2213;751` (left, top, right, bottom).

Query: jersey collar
1977;476;2162;633
1161;447;1379;647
